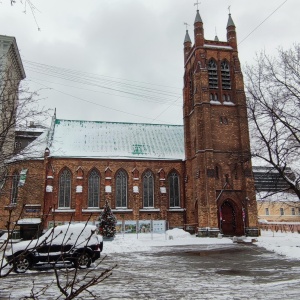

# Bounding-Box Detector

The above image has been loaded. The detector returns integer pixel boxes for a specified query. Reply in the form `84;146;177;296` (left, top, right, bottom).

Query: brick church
0;10;259;237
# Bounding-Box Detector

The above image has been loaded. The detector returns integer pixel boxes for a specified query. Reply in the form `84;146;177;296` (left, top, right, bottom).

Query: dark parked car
5;224;103;273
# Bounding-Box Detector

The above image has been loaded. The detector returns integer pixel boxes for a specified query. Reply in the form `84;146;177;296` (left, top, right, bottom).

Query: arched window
116;170;127;208
221;60;231;90
58;169;71;208
168;172;180;207
143;170;154;208
208;59;218;89
11;171;19;204
88;169;100;208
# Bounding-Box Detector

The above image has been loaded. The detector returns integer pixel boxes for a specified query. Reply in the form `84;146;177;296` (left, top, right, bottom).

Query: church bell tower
183;9;258;236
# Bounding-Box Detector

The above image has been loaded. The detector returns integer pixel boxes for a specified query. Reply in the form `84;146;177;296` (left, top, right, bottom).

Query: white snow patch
257;230;300;260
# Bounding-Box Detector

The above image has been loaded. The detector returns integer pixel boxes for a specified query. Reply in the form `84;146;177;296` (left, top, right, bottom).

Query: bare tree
0;59;49;160
3;1;41;30
245;44;300;200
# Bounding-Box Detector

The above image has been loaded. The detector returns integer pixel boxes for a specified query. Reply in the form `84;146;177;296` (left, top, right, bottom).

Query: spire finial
194;0;201;10
228;5;231;14
214;27;219;41
184;22;190;30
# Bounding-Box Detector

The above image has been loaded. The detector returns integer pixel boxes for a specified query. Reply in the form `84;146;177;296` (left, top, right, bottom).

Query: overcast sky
0;0;298;125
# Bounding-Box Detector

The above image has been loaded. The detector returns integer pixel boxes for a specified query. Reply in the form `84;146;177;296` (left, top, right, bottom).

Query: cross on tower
184;22;190;30
194;0;201;10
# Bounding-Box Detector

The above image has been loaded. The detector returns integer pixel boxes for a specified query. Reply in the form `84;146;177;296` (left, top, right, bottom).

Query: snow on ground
102;228;300;261
1;228;300;267
102;228;232;254
257;229;300;260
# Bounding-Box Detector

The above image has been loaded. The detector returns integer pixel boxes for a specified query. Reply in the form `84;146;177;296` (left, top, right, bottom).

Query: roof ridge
55;118;184;127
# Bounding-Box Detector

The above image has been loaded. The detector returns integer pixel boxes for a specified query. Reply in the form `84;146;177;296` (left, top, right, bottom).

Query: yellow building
257;192;300;223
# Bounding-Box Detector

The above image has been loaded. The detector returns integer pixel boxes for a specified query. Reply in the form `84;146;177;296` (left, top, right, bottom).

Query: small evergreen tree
98;200;117;238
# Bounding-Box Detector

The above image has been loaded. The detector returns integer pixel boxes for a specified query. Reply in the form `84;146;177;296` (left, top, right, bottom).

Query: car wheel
14;255;32;273
74;252;91;269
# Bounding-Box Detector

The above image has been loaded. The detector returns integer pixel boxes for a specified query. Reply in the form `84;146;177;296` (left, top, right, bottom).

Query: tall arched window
58;169;71;208
116;170;127;208
208;59;218;89
168;172;180;207
11;171;19;204
88;169;100;208
221;60;231;90
143;170;154;208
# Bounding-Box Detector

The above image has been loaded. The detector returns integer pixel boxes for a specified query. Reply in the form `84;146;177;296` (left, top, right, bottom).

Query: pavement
1;243;300;299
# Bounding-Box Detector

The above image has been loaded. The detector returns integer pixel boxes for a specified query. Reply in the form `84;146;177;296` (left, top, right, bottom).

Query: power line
29;77;181;106
32;80;172;123
23;60;182;91
238;0;288;45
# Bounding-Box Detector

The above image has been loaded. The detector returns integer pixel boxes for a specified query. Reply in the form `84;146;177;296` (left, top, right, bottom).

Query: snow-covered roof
49;119;185;160
16;218;41;225
256;191;299;202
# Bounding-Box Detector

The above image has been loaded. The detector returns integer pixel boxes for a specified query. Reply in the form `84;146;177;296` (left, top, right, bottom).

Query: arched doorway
220;200;236;235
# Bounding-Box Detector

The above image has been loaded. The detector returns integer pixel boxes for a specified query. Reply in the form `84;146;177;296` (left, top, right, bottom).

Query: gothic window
168;172;180;207
143;170;154;208
88;169;100;208
221;60;231;90
223;94;231;102
58;169;71;208
210;93;219;102
280;208;284;216
208;59;218;89
116;170;127;208
10;171;19;204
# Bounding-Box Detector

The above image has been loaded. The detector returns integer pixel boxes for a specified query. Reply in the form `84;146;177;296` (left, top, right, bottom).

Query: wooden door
220;201;236;235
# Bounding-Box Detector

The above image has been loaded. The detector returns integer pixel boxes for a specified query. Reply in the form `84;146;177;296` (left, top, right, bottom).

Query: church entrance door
220;201;236;235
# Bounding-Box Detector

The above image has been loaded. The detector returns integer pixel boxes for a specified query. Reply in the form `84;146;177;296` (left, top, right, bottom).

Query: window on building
169;172;180;207
265;208;269;215
88;169;100;208
223;94;231;102
58;169;71;208
10;171;19;204
116;170;127;208
280;208;284;216
291;208;295;215
221;60;231;90
208;59;218;89
143;171;154;208
298;208;300;215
